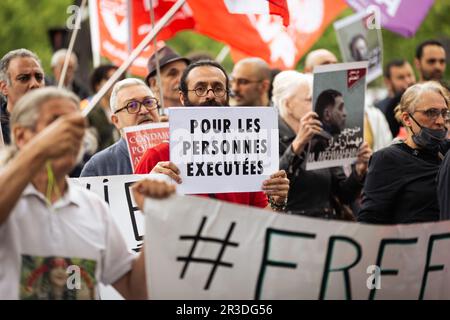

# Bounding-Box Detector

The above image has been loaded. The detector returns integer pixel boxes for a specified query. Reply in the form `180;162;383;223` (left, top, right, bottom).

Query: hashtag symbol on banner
177;216;238;290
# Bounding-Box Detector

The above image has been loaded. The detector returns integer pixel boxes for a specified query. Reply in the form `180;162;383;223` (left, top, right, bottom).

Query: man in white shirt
0;86;174;300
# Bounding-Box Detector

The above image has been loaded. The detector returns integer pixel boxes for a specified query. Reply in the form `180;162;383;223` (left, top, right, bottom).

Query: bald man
304;49;338;73
230;57;271;106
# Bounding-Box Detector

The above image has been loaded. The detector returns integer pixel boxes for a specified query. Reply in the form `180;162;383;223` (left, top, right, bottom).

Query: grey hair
50;49;78;68
272;71;313;111
394;81;450;122
234;57;271;80
109;78;154;113
0;87;79;166
0;48;42;85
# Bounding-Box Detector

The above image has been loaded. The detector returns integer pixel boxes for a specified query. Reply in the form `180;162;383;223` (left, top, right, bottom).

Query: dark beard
423;70;443;81
184;95;229;107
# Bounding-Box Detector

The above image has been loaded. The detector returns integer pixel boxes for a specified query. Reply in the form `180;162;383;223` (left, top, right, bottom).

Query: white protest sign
73;174;145;252
145;195;450;299
169;107;279;194
123;122;169;172
72;173;172;251
71;173;173;300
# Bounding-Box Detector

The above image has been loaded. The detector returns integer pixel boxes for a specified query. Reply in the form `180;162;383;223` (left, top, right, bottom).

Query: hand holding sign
292;111;323;155
262;170;289;207
132;179;176;209
355;142;372;178
151;161;182;184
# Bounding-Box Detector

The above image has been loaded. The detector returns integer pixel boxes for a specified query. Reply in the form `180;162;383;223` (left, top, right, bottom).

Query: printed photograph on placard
306;62;367;171
20;255;97;300
334;10;383;83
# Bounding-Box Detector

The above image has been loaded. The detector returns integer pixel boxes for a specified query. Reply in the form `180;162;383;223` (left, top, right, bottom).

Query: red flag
89;0;193;77
189;0;348;69
223;0;290;26
90;0;348;73
268;0;290;26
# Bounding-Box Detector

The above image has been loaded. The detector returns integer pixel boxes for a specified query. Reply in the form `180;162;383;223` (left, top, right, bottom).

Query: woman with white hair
274;70;371;219
0;86;174;299
358;81;450;224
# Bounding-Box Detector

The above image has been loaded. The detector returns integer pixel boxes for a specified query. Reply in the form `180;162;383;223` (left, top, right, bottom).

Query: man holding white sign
135;60;289;211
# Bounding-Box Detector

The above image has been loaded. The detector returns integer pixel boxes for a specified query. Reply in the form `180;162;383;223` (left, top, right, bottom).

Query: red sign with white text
124;122;170;171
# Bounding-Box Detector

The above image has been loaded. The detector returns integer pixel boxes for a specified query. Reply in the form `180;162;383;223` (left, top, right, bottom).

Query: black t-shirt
0;98;10;145
358;142;442;224
438;150;450;220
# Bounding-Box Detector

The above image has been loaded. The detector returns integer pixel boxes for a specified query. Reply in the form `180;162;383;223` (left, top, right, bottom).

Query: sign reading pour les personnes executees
169;107;279;194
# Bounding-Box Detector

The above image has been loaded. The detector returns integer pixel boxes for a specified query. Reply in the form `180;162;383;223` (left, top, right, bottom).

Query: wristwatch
268;196;287;212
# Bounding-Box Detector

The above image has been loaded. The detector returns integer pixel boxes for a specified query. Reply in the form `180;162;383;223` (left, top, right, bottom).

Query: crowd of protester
0;37;448;299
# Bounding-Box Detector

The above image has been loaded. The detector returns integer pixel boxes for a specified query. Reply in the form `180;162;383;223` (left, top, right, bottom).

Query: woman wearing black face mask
358;81;450;224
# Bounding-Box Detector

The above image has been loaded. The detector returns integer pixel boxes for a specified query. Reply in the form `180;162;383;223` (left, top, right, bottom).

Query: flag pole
216;45;230;63
82;0;187;117
148;0;166;114
58;0;87;89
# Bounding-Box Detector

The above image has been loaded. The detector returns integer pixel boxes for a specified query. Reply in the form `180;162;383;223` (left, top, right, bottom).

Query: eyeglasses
230;77;262;86
414;108;450;121
187;86;227;98
114;98;159;114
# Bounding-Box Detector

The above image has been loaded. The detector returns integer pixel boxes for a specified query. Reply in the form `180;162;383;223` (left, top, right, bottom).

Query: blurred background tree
0;0;72;72
0;0;448;84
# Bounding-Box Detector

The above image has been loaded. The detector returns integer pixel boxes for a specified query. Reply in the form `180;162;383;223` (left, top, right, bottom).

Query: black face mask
408;113;447;152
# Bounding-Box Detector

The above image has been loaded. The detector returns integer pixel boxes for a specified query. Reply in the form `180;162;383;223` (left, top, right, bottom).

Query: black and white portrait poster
306;62;367;171
334;11;383;83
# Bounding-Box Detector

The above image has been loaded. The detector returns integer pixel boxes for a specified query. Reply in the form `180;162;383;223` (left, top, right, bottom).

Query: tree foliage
168;1;450;82
0;0;448;81
0;0;72;73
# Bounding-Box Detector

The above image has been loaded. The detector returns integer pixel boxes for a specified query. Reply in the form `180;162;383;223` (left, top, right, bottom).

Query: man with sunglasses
230;57;271;107
135;60;290;211
81;78;160;177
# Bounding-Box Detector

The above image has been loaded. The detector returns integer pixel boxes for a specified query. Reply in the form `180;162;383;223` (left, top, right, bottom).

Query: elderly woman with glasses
358;81;450;224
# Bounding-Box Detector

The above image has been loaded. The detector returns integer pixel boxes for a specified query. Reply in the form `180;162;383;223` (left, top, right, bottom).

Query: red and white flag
89;0;348;73
224;0;290;26
89;0;193;77
189;0;348;69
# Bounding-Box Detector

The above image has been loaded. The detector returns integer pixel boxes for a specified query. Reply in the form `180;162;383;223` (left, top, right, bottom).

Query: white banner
72;173;172;251
145;195;450;299
169;107;279;194
71;173;173;300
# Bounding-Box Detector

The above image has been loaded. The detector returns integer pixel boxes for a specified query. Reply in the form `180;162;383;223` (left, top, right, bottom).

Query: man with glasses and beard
80;78;160;177
135;60;290;211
